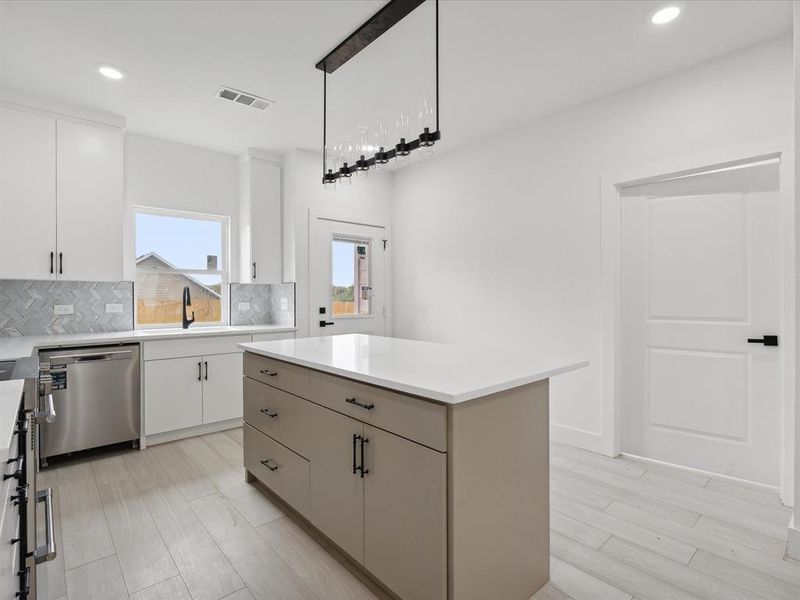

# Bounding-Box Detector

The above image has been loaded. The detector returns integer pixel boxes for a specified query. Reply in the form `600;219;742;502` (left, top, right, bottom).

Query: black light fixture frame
318;0;440;184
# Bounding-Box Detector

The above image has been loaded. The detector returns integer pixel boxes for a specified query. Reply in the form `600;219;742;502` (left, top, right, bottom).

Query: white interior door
621;162;781;485
309;216;386;337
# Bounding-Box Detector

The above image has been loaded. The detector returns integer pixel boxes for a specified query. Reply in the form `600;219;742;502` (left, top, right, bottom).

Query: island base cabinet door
145;357;203;435
307;403;365;564
363;426;447;600
202;353;243;423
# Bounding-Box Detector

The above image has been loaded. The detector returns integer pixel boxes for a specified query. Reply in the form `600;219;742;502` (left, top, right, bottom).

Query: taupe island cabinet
239;334;587;600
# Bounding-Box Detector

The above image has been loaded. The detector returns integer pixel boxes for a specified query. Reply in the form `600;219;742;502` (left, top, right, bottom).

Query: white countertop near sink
0;325;297;362
239;334;588;404
0;380;23;457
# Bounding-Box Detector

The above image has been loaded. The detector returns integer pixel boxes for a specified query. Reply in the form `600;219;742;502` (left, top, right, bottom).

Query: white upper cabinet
0;106;57;279
0;103;124;282
56;119;124;281
239;153;282;283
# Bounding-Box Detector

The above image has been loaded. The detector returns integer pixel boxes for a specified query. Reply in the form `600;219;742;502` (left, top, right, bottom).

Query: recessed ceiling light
97;64;125;80
651;5;681;25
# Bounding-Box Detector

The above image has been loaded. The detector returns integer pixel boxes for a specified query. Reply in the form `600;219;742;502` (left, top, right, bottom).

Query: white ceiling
0;1;792;157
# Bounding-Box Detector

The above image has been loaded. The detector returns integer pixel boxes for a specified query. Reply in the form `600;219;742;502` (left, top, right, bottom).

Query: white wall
391;37;793;452
282;148;393;338
124;132;239;279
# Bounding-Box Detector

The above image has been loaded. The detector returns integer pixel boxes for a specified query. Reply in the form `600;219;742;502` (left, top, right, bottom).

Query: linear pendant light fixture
317;0;440;188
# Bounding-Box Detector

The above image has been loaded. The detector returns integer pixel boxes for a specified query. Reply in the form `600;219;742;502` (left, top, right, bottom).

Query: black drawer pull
345;397;374;411
260;458;279;472
260;408;278;418
259;369;278;377
352;433;361;475
3;456;23;481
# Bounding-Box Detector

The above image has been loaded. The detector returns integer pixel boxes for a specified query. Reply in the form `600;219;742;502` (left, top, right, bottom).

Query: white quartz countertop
0;325;297;361
0;380;23;457
239;334;588;404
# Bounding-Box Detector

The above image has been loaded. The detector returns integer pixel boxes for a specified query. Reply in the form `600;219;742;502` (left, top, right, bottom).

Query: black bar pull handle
49;252;54;275
252;262;257;279
346;397;375;411
204;361;208;380
58;252;63;275
259;369;278;377
352;434;360;474
360;436;369;478
260;408;278;418
747;335;779;347
197;361;202;381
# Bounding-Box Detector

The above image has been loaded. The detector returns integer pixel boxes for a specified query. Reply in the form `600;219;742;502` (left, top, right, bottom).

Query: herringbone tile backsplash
0;279;134;336
230;283;295;326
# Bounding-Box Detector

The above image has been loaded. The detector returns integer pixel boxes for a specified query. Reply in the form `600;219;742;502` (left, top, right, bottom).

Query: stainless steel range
1;356;57;599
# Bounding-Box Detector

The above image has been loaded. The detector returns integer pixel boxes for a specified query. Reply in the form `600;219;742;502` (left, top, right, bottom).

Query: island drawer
244;377;310;458
244;353;310;398
308;371;447;452
244;423;310;518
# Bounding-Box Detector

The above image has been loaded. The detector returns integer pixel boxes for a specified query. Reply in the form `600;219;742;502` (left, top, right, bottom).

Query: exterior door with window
309;217;386;337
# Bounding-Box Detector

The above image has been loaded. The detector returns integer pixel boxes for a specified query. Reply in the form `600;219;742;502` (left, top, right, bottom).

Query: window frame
132;206;230;330
330;234;374;320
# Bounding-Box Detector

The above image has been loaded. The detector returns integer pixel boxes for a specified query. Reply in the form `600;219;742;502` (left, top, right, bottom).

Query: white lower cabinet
202;352;244;423
144;356;204;435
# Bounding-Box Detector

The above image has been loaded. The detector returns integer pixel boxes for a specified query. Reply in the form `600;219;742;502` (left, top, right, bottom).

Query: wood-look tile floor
35;430;800;600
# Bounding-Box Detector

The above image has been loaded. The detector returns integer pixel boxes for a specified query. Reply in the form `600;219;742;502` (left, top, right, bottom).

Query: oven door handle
34;393;56;424
34;488;57;564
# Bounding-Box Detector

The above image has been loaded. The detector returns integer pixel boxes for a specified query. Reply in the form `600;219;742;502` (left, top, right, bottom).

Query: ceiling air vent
216;86;273;110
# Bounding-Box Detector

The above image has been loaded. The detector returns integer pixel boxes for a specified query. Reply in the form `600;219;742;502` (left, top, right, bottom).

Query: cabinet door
202;352;243;424
0;105;57;279
249;158;282;283
364;426;447;600
56;119;123;281
145;357;203;435
307;402;364;563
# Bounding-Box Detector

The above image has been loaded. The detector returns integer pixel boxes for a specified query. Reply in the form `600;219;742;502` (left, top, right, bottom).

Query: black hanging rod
315;0;426;74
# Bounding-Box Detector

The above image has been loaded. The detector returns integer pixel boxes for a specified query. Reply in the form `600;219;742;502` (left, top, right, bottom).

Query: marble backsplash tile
230;282;295;327
0;279;134;336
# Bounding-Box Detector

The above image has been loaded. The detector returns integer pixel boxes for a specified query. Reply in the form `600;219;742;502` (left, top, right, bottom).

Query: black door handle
748;335;779;347
252;262;256;279
58;252;63;275
49;252;54;274
204;361;208;380
319;320;334;327
197;361;202;381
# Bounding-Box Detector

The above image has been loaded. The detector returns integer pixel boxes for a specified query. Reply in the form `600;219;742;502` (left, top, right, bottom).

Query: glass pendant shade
374;121;389;171
394;111;410;161
418;96;436;156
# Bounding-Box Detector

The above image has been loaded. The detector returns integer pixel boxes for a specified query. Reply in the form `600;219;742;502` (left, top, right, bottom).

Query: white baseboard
144;418;242;447
787;516;800;560
550;423;606;455
620;452;783;497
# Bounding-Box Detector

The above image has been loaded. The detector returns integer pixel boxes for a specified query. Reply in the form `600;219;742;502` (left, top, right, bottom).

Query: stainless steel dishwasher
38;344;140;466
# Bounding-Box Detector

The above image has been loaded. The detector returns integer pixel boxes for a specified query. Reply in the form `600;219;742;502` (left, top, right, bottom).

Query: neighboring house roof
135;253;221;299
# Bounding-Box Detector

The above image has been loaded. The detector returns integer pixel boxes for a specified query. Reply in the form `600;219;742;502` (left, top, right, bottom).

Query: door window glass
332;238;371;317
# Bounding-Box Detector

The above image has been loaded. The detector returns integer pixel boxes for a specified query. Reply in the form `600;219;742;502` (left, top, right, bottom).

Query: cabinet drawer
143;335;251;361
244;377;310;457
243;353;309;398
244;424;309;517
308;371;447;452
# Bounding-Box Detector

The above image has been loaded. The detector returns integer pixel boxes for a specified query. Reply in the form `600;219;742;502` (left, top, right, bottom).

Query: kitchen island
239;334;587;600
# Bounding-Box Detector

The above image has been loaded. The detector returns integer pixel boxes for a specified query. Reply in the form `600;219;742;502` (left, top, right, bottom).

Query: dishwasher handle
34;394;56;424
48;350;133;365
34;488;57;564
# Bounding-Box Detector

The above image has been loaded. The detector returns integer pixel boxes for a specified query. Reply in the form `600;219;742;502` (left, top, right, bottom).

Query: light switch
238;301;251;311
106;303;124;314
54;304;74;316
